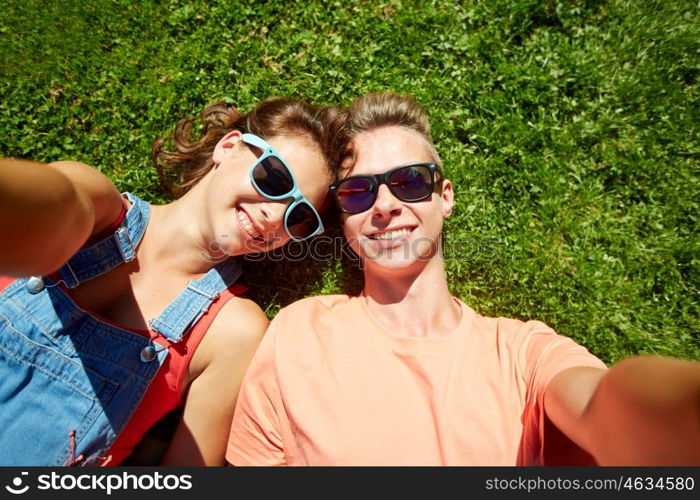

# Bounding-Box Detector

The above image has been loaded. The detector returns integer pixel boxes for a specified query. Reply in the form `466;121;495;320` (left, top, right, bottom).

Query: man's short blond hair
345;92;441;165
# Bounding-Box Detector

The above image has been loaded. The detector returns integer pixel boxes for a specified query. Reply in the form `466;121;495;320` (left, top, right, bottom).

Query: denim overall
0;193;241;465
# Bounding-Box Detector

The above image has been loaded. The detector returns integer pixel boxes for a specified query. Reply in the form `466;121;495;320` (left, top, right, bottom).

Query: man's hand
545;356;700;465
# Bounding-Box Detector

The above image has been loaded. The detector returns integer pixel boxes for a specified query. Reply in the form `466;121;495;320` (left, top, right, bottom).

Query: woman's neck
139;184;226;277
362;256;461;338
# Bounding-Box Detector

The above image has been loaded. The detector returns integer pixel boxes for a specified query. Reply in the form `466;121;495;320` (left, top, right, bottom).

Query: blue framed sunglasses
242;133;325;242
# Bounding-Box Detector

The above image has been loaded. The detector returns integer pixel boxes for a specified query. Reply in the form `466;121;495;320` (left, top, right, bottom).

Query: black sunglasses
329;162;440;214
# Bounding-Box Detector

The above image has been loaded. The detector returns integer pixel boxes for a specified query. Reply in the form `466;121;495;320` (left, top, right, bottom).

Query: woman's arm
161;297;269;466
545;356;700;465
0;158;123;276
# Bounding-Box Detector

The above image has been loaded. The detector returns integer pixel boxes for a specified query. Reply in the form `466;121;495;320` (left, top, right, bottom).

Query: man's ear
212;130;243;165
440;178;454;218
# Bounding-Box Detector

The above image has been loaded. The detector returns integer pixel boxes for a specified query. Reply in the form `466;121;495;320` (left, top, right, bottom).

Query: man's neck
362;257;462;338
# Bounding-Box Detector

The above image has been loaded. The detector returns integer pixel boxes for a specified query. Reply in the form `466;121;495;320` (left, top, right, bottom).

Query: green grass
1;0;698;364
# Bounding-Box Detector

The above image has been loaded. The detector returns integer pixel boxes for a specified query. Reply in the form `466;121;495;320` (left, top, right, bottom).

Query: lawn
1;0;698;363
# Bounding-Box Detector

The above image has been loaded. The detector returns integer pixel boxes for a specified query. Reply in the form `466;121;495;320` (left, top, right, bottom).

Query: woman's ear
212;130;243;165
440;178;454;218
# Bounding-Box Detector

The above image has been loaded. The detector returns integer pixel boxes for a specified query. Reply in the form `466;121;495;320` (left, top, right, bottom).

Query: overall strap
148;258;242;343
58;193;150;289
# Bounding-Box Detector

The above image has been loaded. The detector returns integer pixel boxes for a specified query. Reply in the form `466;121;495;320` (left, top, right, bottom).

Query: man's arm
226;313;288;466
545;356;700;465
0;158;122;276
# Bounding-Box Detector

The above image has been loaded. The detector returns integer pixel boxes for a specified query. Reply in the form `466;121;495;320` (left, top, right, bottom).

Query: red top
0;276;14;291
106;282;246;465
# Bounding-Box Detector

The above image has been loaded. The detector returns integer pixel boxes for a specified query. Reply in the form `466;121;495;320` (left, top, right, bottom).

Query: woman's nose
259;201;287;233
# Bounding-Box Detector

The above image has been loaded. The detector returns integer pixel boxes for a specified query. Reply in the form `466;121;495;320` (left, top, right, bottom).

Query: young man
226;92;700;466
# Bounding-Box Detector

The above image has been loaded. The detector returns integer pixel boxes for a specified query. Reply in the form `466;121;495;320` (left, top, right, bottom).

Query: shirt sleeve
516;321;608;464
226;320;287;466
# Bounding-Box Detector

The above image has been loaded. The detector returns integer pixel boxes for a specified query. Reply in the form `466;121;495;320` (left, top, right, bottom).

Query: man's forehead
346;126;433;174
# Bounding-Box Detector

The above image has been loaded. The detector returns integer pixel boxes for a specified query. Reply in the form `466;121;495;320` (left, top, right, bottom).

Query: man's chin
361;256;429;275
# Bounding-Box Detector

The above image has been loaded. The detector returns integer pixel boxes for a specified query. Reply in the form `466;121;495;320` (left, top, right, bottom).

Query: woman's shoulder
196;296;267;356
186;295;269;379
210;295;269;341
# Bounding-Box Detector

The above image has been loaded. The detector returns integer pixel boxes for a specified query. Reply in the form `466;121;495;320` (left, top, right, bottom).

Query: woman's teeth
238;211;262;239
369;228;412;240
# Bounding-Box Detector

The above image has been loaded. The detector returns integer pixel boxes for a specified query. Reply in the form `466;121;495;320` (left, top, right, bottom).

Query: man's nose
371;183;402;218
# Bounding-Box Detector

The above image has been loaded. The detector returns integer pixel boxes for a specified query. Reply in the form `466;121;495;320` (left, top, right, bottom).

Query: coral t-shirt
227;294;607;466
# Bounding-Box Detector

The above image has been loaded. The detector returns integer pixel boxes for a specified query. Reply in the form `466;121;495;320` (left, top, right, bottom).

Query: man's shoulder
274;294;354;320
265;294;358;355
460;300;556;342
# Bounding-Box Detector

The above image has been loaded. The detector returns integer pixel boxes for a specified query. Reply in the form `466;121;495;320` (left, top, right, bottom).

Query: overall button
26;276;45;294
140;345;157;363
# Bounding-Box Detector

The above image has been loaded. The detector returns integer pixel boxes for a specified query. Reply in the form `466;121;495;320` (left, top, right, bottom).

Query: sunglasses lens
389;165;433;201
252;156;294;197
336;177;376;213
287;202;321;239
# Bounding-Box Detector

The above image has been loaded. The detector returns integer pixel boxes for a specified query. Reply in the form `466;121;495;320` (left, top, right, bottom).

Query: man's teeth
238;211;262;238
369;228;412;240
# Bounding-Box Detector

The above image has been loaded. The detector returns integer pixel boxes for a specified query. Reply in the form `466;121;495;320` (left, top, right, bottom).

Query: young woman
0;97;345;465
226;92;700;466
